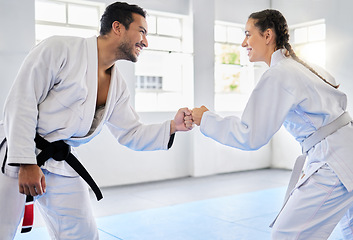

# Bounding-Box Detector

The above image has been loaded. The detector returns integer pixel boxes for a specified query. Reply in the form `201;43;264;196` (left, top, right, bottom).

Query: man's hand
18;164;46;196
170;107;193;134
192;105;209;126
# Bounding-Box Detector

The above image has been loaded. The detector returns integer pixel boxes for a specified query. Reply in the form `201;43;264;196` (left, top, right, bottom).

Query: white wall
0;0;36;115
77;112;193;187
1;0;353;187
215;0;270;23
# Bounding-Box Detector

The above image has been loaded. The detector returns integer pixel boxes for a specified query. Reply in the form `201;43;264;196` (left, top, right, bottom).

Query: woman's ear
265;28;275;45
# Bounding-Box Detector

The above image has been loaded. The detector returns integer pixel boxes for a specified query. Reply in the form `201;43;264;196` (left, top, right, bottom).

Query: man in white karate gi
0;2;193;239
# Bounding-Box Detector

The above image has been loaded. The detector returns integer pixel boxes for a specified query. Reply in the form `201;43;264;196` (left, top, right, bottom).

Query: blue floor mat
14;187;344;240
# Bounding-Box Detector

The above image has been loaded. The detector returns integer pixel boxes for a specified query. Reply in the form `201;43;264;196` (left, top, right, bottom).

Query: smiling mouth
247;48;252;55
135;44;143;55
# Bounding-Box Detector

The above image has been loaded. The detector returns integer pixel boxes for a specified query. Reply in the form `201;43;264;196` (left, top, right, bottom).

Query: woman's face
242;18;269;63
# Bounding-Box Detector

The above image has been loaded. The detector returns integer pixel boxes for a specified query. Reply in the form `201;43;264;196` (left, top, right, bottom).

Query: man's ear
111;21;123;35
265;28;275;45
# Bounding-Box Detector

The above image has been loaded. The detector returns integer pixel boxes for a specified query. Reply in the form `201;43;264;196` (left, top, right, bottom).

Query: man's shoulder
32;35;93;58
40;35;86;47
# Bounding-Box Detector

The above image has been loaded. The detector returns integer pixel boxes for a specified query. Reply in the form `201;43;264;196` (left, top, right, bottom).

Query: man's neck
97;35;116;71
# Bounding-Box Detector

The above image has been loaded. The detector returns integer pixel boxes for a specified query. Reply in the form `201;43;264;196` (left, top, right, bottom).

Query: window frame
214;21;256;112
290;19;326;68
35;0;105;43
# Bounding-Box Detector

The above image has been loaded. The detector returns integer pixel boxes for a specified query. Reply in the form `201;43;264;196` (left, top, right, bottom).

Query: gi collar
270;49;286;68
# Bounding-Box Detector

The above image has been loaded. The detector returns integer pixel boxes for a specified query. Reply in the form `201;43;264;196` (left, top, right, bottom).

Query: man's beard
118;41;137;63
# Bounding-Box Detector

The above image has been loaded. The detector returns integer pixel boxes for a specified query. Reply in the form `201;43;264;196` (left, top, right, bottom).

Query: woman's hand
192;105;209;126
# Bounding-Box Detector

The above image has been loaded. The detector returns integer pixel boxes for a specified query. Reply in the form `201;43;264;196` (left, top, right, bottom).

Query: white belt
270;111;352;227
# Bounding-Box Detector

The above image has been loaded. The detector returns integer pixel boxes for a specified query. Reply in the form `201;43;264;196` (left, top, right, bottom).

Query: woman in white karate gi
192;9;353;240
0;2;192;239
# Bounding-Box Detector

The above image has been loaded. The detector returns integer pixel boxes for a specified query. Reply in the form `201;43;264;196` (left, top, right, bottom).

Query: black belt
0;138;7;174
1;134;103;233
34;133;103;201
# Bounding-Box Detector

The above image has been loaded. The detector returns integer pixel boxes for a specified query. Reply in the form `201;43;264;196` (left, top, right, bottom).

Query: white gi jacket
0;36;172;177
200;49;353;192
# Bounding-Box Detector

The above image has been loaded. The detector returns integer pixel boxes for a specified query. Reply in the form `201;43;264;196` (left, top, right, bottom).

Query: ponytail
284;43;339;89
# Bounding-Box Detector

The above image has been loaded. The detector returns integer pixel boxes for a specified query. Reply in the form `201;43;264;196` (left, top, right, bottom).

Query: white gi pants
272;164;353;240
0;169;99;240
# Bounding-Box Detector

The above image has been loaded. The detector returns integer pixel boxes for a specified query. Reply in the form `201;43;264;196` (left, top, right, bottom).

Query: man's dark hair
100;2;146;35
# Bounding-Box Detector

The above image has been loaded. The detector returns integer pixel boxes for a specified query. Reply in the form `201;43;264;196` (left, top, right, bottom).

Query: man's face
118;13;148;62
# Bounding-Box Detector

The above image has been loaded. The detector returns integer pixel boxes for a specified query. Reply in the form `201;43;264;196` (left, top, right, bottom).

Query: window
136;76;163;90
35;0;104;43
291;20;326;67
134;11;193;112
214;21;256;112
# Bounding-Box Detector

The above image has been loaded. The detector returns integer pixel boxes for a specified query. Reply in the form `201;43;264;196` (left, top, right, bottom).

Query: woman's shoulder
262;58;295;80
258;58;303;94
